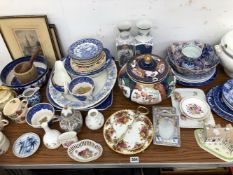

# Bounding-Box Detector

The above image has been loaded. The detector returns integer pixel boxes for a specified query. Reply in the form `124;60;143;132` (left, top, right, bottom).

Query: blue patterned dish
13;132;40;158
207;85;233;122
68;38;103;60
64;48;112;77
222;96;233;111
222;79;233;107
0;56;48;92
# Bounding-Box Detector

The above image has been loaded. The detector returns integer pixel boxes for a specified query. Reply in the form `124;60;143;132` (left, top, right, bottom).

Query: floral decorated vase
118;54;176;105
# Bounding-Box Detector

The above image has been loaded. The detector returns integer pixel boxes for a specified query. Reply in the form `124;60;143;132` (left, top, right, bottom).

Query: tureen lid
221;30;233;56
126;54;169;84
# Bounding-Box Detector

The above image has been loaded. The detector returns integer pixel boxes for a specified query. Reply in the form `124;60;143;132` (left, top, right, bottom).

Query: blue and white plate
68;38;103;60
49;59;117;110
64;48;112;77
222;96;233;111
207;85;233;122
0;56;48;92
222;79;233;107
13;132;40;158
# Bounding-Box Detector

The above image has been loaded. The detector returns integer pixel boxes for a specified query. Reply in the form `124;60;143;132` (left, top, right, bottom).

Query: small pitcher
85;109;104;130
18;87;40;107
0;112;9;131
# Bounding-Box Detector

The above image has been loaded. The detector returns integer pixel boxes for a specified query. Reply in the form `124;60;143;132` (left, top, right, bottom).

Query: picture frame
0;15;58;68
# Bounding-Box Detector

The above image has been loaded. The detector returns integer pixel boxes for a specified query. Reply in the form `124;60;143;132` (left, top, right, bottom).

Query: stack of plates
207;79;233;122
46;38;117;111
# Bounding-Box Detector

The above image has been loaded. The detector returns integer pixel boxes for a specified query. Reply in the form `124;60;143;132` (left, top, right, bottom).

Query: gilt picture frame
0;15;57;68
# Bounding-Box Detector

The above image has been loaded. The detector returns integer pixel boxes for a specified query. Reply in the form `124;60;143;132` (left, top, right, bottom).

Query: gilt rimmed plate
49;59;117;110
103;109;154;155
13;132;40;158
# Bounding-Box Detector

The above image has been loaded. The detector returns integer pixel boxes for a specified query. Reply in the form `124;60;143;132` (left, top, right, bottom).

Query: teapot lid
126;54;169;84
221;30;233;56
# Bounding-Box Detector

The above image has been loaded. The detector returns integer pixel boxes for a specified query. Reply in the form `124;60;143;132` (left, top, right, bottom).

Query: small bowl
68;76;94;101
26;103;56;128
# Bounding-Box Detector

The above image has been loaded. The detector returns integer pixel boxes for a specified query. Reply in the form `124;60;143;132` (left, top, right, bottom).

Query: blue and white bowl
68;38;103;61
222;79;233;108
0;56;48;92
26;103;55;128
68;76;94;101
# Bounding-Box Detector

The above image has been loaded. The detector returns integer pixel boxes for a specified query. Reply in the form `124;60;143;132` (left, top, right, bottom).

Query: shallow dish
222;79;233;107
67;139;103;162
68;38;103;61
13;132;40;158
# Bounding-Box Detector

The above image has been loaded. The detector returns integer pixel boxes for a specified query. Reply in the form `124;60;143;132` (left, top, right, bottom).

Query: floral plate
103;109;154;155
13;132;40;158
67;139;103;162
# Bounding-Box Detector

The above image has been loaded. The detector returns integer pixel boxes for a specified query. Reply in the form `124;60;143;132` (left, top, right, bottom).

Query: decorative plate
103;109;154;155
179;97;210;120
67;139;103;162
222;79;233;107
207;85;233;122
222;96;233;111
65;48;112;77
13;132;40;158
171;88;215;128
68;38;103;60
49;59;117;110
195;129;233;162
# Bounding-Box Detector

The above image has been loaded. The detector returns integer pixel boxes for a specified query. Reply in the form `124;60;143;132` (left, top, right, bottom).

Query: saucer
13;132;40;158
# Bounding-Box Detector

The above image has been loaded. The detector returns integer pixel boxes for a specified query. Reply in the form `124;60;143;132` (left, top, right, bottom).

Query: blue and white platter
222;79;233;107
207;85;233;122
48;59;117;110
68;38;103;60
0;56;48;92
13;132;40;158
64;48;112;77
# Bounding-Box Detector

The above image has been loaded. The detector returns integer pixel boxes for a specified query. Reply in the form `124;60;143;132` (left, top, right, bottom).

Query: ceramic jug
59;106;83;133
18;87;40;107
41;122;61;149
85;109;104;130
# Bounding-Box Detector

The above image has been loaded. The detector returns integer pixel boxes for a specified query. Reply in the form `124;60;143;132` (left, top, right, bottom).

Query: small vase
41;122;61;149
85;109;104;130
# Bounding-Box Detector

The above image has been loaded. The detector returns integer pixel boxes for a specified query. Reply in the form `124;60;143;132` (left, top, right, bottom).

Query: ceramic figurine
116;21;134;67
41;122;61;149
118;54;176;105
59;106;83;133
85;109;104;130
0;131;10;155
18;87;40;107
134;20;153;55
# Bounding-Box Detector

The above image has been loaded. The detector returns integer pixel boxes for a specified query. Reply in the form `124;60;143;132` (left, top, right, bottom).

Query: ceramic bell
59;106;83;133
41;122;61;149
85;109;104;130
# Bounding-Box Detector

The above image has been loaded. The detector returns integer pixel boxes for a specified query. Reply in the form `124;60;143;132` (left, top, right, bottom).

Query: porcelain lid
126;54;169;84
221;30;233;56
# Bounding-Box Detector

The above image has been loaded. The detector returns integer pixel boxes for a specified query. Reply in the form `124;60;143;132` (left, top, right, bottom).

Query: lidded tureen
118;54;176;105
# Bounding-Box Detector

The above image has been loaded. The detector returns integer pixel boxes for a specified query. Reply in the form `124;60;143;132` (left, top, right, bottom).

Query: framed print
0;15;57;68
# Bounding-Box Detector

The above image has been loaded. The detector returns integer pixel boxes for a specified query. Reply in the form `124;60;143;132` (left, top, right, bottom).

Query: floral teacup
58;131;78;148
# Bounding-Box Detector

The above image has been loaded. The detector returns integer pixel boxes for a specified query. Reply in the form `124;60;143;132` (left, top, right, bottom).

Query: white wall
0;0;233;71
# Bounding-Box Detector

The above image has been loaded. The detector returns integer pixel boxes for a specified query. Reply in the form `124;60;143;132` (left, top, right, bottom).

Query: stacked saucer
207;79;233;122
167;41;220;86
65;38;112;77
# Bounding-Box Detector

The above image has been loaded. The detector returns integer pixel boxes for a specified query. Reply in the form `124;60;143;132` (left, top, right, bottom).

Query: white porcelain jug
85;109;104;130
53;61;71;87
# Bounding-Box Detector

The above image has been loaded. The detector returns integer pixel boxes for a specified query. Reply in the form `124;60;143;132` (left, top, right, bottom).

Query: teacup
58;131;78;148
3;98;28;123
26;103;58;128
0;112;9;131
67;76;94;101
0;131;10;155
0;86;16;110
18;87;41;107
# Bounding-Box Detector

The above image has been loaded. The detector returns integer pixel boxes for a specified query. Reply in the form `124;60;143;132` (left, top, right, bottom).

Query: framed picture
0;15;57;68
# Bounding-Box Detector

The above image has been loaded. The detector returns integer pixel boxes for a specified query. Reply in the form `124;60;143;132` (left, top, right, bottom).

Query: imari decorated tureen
118;54;176;105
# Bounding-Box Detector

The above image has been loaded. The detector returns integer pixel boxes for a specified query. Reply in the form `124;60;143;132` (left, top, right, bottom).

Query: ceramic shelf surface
103;109;154;155
171;88;215;128
48;59;117;110
207;85;233;123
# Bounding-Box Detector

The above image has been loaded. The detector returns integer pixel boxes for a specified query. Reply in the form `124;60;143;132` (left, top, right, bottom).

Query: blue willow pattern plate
68;38;103;60
49;59;117;110
207;85;233;122
64;48;112;77
222;79;233;107
13;132;40;158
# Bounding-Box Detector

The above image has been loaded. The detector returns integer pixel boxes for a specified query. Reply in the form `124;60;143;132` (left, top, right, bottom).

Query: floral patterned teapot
118;54;176;105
